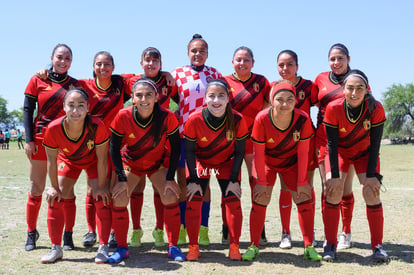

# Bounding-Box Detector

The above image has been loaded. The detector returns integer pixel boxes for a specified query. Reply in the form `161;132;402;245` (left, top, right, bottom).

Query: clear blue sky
1;0;413;113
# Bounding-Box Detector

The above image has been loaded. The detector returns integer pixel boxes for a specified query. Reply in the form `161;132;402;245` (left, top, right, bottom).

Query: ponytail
225;103;235;141
152;102;162;148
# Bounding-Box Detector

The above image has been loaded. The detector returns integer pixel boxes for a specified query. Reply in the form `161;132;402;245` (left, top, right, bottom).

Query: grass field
0;142;413;274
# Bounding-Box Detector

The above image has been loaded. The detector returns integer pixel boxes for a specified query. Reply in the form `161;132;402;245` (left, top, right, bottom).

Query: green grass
0;143;413;274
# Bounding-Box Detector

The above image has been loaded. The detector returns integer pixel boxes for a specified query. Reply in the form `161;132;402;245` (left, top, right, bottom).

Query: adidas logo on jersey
267;138;275;143
322;87;327;91
340;128;347;132
63;148;70;153
129;133;136;139
45;86;52;91
201;137;208;142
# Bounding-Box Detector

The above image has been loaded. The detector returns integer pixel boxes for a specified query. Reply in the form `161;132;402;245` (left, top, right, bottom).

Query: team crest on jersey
226;130;234;141
293;130;300;142
206;76;213;83
363;119;371;130
298;90;305;100
253;83;260;92
87;140;95;150
58;162;65;171
162;87;168;96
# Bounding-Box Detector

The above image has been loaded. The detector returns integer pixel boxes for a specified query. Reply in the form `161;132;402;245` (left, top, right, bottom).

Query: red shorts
324;153;380;175
31;137;47;161
57;159;98;179
186;159;240;181
245;138;253;155
123;158;167;178
253;163;299;192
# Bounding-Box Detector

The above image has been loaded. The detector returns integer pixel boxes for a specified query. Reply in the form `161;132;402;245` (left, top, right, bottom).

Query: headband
270;80;296;100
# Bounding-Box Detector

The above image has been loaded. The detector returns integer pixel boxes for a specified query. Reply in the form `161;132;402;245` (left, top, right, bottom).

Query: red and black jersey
43;116;109;166
323;98;386;160
110;105;178;172
79;75;132;128
271;76;314;116
311;71;344;128
124;74;178;109
24;75;78;139
224;73;270;132
184;108;248;167
251;108;313;169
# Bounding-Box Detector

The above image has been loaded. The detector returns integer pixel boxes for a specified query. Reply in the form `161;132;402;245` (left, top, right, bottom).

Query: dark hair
187;33;208;51
206;79;235;141
141;47;161;61
93;51;114;78
277;49;298;65
329;43;349;58
343;69;377;113
132;78;163;148
233;46;254;60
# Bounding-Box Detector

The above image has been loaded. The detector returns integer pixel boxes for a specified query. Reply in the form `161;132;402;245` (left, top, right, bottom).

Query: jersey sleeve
236;114;249;140
310;75;320;105
110;110;126;137
166;111;179;136
42;123;58;150
322;102;338;128
94;120;110;146
371;102;386;127
183;114;197;141
24;76;39;99
251;112;266;144
300;113;314;140
261;77;271;103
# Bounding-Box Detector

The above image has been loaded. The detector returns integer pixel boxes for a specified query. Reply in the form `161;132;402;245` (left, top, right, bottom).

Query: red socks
26;193;42;232
249;202;266;247
224;196;242;244
63;197;76;233
47;200;64;245
323;200;340;246
185;196;203;245
340;193;354;234
85;192;96;233
367;203;384;249
279;190;292;234
130;192;143;230
221;196;228;228
112;206;129;247
164;202;180;246
95;200;112;245
297;190;316;247
154;192;164;230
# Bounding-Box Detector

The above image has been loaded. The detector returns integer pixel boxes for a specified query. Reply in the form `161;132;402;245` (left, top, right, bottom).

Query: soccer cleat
221;225;230;245
107;247;129;264
229;243;242;260
304;245;322;261
186;244;200;261
95;244;109;264
337;232;352;250
279;233;292;249
372;244;389;263
82;231;97;247
198;225;210;246
130;229;144;247
63;231;74;250
108;232;118;248
322;243;336;262
242;244;259;261
41;245;63;264
25;229;39;251
152;229;165;247
168;246;186;261
177;224;187;245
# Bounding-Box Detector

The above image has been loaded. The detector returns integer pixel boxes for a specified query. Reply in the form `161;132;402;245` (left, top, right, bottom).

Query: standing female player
223;46;270;245
24;44;78;251
125;47;178;248
272;49;317;249
172;34;223;246
242;81;321;262
184;79;247;260
109;78;184;263
41;88;111;264
311;43;356;249
17;129;24;149
322;70;388;262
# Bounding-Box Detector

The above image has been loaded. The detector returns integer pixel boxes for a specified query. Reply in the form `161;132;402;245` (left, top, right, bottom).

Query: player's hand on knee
164;180;180;199
225;181;241;199
46;186;61;207
186;182;202;201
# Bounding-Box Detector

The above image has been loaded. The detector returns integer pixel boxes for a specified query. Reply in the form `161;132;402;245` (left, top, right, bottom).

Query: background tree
0;96;9;124
382;83;414;139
